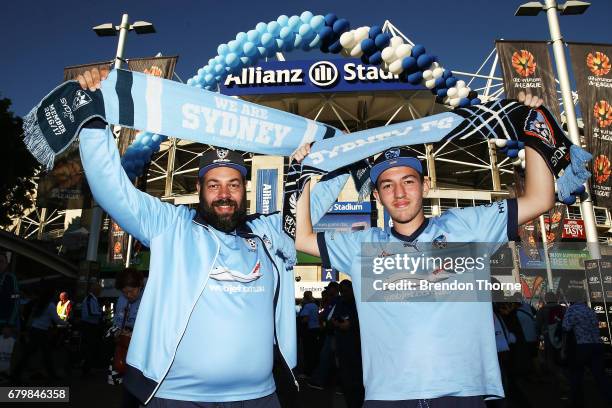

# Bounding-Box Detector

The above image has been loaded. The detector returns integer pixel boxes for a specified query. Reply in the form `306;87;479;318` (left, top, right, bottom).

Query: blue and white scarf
23;69;591;238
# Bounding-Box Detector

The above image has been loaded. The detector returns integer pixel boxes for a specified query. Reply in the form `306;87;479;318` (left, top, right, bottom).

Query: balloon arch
121;11;498;183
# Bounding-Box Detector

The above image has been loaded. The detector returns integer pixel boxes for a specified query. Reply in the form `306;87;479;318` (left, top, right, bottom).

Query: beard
198;194;247;233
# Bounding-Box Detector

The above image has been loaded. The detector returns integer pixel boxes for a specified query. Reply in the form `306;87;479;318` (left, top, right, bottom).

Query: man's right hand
76;67;110;92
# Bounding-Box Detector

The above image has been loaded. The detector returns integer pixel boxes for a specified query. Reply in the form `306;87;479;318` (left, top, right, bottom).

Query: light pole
515;0;601;259
85;14;156;263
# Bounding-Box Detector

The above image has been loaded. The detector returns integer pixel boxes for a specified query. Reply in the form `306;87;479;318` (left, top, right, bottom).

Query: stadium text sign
220;59;426;96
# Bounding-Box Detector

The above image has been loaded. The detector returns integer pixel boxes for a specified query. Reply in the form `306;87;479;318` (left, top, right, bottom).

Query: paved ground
2;349;611;407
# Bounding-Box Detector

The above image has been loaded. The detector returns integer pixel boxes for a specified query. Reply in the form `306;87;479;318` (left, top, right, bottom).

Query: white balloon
381;47;397;63
554;182;558;192
389;59;404;74
456;80;466;88
446;87;458;97
488;138;497;145
425;78;436;89
513;159;522;167
449;97;460;107
494;139;507;148
350;44;363;58
521;160;526;169
432;67;444;78
518;149;526;160
355;26;370;41
389;36;404;48
422;70;433;80
340;31;355;48
395;44;412;59
458;87;470;98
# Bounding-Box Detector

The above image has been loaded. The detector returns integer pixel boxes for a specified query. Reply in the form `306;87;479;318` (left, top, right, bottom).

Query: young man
296;96;555;406
75;68;344;407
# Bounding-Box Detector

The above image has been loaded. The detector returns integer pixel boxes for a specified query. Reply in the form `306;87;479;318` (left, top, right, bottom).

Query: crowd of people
0;258;145;408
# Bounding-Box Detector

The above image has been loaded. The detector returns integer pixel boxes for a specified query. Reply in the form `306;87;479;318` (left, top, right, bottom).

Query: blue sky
2;0;612;116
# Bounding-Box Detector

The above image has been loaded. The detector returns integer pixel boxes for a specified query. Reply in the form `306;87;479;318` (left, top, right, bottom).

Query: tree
0;97;40;228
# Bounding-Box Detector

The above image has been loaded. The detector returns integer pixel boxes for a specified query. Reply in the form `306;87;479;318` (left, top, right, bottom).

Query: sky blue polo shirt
317;199;518;401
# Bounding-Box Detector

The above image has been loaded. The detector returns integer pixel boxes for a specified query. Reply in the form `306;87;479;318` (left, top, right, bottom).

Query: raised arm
517;146;555;225
78;68;181;246
296;178;319;256
514;93;555;225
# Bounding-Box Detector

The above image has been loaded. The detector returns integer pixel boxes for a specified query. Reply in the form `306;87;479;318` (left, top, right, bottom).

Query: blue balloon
276;38;285;50
458;97;471;108
332;18;350;34
217;43;229;56
361;54;370;65
507;148;518;158
293;34;303;48
401;56;418;73
225;53;239;67
299;23;312;37
267;21;281;36
214;55;224;64
256;22;267;34
240;56;251;66
280;26;293;40
407;71;423;84
140;135;151;146
288;15;301;30
442;70;452;79
437;88;448;97
445;77;457;87
310;15;325;31
360;38;376;55
258;46;268;58
308;34;321;49
324;13;338;26
434;77;446;88
470;98;482;105
235;32;247;44
417;54;434;69
517;141;525;149
318;26;334;43
412;44;426;57
228;40;241;53
243;41;257;57
205;73;214;83
247;29;260;43
369;25;382;39
328;39;343;54
261;32;274;48
507;140;518;148
374;33;391;49
300;11;313;23
187;78;195;86
277;15;289;27
369;51;383;65
152;134;161;143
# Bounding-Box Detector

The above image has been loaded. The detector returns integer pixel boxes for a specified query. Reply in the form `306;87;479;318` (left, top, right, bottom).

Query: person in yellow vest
56;292;72;322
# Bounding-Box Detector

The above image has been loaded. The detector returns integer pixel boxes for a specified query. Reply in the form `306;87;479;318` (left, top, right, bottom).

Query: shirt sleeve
79;126;183;247
317;230;364;276
442;199;518;242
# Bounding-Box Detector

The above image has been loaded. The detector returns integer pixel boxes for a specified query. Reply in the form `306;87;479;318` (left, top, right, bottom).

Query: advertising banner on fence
496;40;561;122
569;43;612;208
256;169;278;214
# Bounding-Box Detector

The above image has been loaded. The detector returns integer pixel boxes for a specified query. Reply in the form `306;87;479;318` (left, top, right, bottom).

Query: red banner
562;219;586;239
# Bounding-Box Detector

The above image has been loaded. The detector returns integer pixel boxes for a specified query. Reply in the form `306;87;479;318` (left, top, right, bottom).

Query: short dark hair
115;268;144;290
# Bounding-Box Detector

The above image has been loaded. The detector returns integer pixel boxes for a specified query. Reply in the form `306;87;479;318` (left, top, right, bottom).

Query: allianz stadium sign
220;59;426;96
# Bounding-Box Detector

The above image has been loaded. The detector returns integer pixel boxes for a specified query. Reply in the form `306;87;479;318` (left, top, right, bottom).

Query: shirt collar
390;218;430;242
